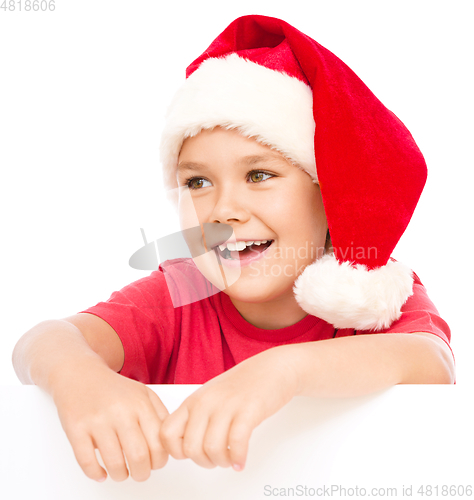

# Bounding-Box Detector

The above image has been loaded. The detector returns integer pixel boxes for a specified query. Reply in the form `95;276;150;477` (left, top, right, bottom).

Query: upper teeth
218;240;269;252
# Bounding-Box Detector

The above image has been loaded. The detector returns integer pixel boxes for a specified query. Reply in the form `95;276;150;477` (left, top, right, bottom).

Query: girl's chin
222;279;293;303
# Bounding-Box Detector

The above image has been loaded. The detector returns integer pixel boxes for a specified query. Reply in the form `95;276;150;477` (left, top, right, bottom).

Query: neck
229;290;308;330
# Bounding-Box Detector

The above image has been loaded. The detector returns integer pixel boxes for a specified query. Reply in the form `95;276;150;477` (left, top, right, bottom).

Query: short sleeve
375;272;453;359
78;269;177;384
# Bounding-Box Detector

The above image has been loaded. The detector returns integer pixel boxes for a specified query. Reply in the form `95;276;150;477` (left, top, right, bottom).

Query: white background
1;0;472;386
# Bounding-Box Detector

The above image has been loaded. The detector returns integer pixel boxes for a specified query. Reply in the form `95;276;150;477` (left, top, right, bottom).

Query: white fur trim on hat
293;254;414;331
160;53;317;191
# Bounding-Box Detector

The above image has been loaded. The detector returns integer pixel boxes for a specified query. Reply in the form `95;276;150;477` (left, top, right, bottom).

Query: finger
138;411;169;470
182;409;215;469
201;414;233;468
93;429;129;482
159;406;189;460
68;430;108;482
144;389;170;469
116;422;152;482
228;416;254;471
146;388;170;421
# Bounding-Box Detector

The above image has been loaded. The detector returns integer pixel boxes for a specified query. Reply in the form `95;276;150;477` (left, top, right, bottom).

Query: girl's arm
12;316;169;482
287;331;455;398
159;331;454;471
12;316;124;386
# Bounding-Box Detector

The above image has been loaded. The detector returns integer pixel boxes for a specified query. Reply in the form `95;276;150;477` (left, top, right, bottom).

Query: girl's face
176;127;327;306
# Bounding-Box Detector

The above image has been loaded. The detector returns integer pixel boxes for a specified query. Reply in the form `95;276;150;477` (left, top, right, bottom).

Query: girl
12;15;454;484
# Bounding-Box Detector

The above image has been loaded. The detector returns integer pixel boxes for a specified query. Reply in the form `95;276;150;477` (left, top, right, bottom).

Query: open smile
213;240;274;267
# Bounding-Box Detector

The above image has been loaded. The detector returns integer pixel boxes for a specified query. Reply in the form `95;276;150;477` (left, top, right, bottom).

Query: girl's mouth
214;240;274;266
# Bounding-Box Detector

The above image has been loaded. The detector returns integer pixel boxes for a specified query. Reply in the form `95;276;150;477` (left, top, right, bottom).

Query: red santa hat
159;15;427;331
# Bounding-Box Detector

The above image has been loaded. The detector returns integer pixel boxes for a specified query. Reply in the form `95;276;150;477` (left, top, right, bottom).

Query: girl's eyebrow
177;153;286;173
240;153;288;167
177;161;207;173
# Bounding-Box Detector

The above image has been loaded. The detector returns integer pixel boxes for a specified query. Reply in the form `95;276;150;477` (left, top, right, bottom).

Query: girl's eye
248;170;273;183
186;177;212;190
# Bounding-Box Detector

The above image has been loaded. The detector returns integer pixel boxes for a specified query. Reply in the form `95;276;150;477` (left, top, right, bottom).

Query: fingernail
97;476;106;482
232;464;243;471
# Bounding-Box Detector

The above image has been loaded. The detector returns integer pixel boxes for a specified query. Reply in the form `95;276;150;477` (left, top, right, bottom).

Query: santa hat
159;15;427;331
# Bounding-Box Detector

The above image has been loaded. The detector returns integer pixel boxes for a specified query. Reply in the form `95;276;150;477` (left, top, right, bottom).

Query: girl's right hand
52;365;169;482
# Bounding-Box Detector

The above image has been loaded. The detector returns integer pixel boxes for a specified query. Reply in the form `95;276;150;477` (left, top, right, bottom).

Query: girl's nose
211;187;251;224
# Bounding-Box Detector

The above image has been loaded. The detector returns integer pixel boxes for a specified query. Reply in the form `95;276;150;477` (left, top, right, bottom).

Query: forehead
177;127;292;172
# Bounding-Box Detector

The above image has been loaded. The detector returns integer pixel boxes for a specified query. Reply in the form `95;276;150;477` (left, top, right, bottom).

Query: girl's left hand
158;345;301;471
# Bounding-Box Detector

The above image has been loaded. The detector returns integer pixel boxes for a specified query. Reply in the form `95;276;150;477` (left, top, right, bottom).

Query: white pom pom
293;254;414;330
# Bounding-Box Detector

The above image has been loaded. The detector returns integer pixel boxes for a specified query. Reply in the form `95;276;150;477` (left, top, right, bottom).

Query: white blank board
0;385;472;499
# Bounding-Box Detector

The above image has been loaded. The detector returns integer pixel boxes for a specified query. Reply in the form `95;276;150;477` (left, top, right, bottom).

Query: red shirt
79;258;452;384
